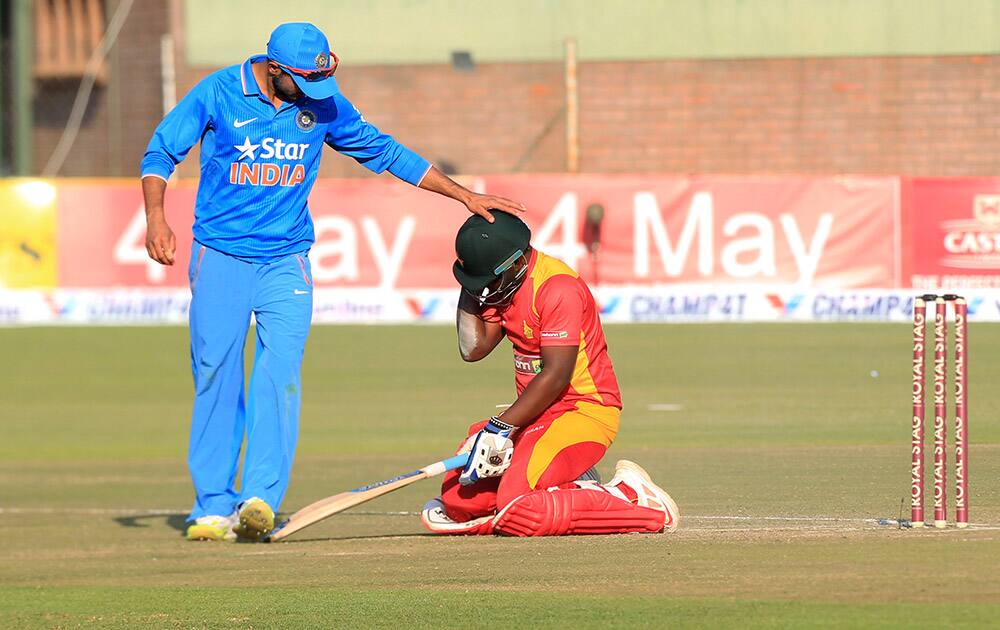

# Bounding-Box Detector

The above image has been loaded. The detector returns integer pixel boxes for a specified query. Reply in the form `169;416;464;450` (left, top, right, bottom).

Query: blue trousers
186;242;313;520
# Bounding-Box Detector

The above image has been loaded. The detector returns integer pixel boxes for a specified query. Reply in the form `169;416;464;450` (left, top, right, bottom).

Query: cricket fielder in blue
140;23;524;542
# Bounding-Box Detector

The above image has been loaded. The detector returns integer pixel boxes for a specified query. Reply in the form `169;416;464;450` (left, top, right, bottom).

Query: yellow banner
0;180;58;288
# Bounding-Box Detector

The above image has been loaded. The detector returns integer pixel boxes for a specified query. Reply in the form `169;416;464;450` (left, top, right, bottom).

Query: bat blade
266;453;468;542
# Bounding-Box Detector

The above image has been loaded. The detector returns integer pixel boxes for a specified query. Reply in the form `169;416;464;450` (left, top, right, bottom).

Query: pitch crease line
2;507;997;528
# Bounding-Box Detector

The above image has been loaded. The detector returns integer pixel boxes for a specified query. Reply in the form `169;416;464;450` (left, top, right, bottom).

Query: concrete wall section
184;0;1000;65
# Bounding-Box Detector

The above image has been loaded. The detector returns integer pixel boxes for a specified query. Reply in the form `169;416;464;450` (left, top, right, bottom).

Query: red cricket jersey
499;250;622;413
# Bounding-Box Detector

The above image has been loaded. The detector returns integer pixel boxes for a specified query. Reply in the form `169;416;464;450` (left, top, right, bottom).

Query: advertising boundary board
1;175;999;325
4;287;1000;325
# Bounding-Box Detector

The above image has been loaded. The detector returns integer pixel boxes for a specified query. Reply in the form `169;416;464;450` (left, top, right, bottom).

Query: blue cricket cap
266;22;339;100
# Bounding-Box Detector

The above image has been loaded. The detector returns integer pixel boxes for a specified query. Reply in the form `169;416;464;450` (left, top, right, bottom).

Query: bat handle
443;453;471;470
424;453;470;476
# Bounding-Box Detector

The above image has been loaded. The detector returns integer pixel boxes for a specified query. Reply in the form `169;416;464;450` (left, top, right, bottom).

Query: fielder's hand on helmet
459;416;515;486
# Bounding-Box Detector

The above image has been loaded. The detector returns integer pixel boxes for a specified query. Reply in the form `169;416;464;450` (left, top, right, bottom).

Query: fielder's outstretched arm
418;166;524;223
456;291;505;361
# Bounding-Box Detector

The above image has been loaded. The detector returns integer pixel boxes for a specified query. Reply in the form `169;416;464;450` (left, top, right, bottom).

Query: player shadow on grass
109;514;437;541
113;513;188;533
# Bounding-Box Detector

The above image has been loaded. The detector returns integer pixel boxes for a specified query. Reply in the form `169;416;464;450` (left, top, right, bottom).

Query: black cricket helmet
453;212;531;307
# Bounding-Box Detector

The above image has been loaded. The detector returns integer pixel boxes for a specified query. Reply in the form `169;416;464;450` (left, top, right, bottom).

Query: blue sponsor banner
810;294;912;321
2;288;1000;325
628;293;749;322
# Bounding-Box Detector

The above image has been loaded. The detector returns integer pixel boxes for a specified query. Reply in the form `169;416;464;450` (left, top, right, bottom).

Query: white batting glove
459;417;515;486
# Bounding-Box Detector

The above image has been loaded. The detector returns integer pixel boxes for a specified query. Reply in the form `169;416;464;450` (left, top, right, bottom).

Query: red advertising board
54;175;900;290
57;183;195;287
7;175;1000;326
55;179;463;289
484;175;899;288
908;178;1000;290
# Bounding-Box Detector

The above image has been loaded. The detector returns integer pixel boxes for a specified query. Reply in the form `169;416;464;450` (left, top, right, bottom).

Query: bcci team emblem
296;109;317;132
315;52;329;69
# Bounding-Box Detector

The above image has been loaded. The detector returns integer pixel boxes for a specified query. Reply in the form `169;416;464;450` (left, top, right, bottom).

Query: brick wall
173;61;568;179
171;52;1000;179
580;55;1000;176
37;34;999;177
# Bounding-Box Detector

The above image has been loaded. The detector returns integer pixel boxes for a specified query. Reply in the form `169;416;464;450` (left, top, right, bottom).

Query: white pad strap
420;498;493;534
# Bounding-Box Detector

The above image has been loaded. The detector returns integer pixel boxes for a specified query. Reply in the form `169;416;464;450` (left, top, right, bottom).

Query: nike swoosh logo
234;118;257;128
294;289;309;295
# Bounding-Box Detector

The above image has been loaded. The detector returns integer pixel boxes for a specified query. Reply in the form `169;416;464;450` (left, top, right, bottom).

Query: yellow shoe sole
186;523;234;542
235;500;275;541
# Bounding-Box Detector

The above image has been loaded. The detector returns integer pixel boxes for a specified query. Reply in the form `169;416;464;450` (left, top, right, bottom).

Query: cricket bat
265;453;470;542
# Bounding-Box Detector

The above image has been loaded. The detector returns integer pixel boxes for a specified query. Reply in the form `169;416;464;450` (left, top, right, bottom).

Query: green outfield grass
2;324;999;628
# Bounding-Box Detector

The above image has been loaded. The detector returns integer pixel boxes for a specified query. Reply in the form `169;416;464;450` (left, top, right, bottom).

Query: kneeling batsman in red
421;212;679;537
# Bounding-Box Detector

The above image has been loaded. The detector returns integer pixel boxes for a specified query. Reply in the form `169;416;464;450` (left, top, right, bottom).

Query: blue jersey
141;55;431;262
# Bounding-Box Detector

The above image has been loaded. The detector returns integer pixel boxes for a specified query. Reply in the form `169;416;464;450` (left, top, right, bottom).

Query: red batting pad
493;487;666;537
